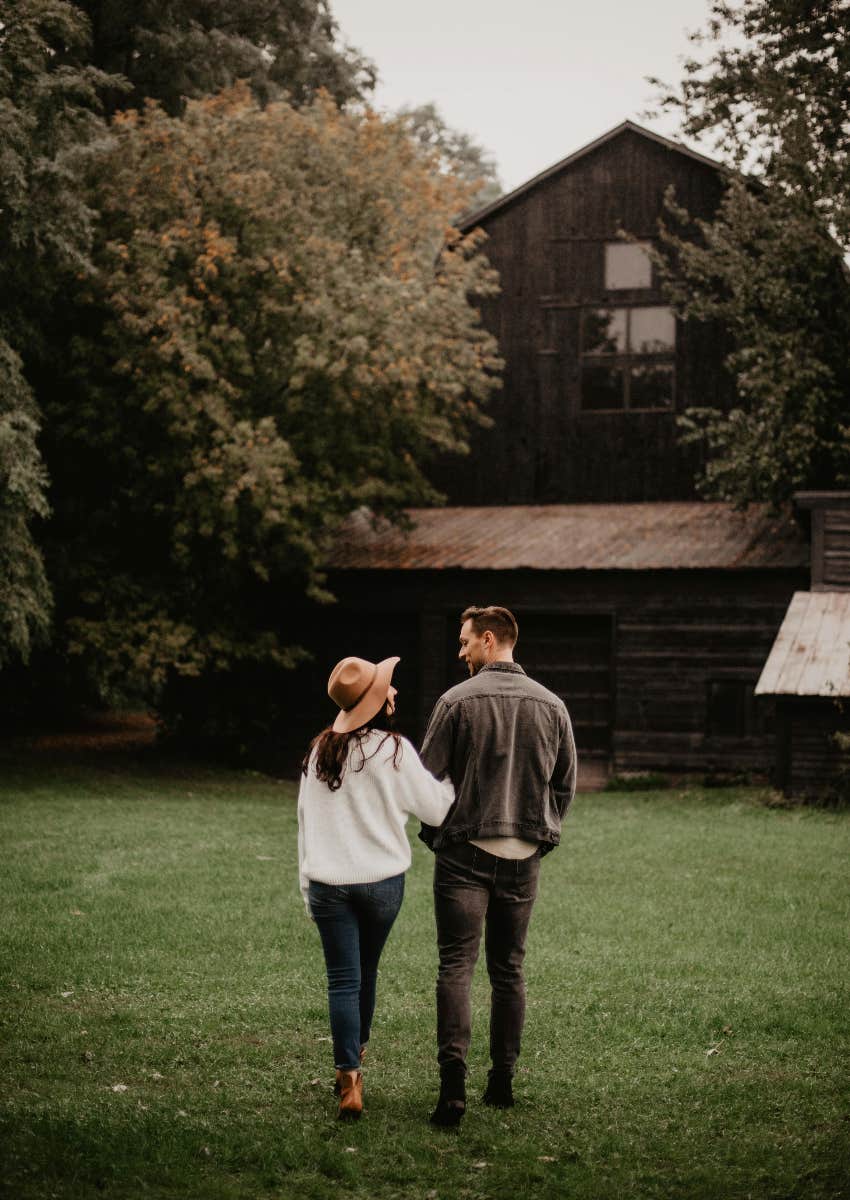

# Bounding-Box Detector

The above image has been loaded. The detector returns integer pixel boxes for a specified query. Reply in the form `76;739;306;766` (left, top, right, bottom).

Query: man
419;605;577;1127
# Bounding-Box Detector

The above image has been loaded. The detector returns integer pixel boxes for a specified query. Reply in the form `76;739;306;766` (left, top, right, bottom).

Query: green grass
1;755;849;1199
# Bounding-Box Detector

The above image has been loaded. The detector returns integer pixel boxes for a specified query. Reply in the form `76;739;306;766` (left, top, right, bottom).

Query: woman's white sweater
297;731;455;909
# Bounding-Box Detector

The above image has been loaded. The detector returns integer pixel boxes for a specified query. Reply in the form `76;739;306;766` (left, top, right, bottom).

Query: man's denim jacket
418;662;577;855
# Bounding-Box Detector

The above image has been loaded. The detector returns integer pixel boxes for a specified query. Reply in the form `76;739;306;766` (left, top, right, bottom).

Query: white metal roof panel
755;591;850;697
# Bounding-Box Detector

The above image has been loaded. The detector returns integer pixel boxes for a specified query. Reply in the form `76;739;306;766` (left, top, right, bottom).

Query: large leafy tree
43;86;500;716
0;0;373;679
0;0;119;666
74;0;375;116
650;0;850;508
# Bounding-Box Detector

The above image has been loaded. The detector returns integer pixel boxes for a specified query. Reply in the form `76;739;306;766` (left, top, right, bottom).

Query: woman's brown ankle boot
335;1069;363;1120
334;1046;366;1096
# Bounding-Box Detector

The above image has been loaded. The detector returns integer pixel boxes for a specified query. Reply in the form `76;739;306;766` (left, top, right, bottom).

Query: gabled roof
326;503;807;572
460;119;728;229
755;591;850;697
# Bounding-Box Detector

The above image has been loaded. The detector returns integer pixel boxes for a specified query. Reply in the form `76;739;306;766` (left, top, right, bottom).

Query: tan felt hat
327;655;400;734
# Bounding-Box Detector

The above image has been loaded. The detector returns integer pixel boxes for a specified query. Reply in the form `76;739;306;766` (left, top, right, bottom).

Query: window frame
705;678;767;740
604;240;654;291
580;304;677;413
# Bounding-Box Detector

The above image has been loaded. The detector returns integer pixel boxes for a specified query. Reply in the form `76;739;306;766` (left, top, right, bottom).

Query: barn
284;121;811;784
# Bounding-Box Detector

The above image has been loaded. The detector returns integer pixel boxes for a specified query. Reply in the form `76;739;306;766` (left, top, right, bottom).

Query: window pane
707;680;748;737
583;308;627;355
605;242;652;290
582;364;624;410
629;363;674;409
629;306;676;353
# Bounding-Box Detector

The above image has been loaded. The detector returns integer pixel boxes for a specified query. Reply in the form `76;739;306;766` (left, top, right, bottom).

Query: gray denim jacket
418;662;577;855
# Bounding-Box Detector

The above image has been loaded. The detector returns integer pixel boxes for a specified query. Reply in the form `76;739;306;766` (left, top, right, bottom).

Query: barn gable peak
460;119;728;229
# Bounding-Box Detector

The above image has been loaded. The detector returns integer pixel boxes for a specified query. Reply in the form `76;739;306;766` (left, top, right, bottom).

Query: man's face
458;619;490;676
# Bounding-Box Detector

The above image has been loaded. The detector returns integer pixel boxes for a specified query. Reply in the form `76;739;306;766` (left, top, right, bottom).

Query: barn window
581;306;675;411
605;241;652;290
630;306;675;353
706;679;766;738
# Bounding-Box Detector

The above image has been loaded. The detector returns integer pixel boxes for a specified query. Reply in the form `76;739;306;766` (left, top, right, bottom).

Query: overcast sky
330;0;721;193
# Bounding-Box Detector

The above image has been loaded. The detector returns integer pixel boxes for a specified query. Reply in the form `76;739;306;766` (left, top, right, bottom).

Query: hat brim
332;656;400;733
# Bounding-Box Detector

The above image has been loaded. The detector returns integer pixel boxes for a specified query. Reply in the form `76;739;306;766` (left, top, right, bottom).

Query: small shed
755;493;850;799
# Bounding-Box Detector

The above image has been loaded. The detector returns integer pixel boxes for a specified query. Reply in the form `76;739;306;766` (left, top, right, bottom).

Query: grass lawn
1;753;848;1199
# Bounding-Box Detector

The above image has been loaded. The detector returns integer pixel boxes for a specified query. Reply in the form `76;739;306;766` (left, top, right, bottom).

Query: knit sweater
298;730;455;910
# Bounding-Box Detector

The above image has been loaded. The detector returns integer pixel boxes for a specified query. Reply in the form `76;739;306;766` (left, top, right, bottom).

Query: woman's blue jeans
308;873;405;1070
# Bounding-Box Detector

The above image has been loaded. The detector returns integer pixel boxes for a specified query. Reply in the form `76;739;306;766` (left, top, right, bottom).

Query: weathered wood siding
429;128;734;505
822;509;850;589
776;698;850;799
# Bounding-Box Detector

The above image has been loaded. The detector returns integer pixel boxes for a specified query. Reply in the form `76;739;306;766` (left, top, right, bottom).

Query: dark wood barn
756;494;850;800
428;120;734;505
284;122;813;785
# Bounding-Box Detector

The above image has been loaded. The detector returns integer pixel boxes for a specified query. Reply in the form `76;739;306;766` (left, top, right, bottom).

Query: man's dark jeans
308;874;405;1070
433;841;540;1076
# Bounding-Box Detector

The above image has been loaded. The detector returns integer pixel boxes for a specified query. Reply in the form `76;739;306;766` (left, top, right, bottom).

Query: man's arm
552;707;577;820
419;697;455;781
417;697;456;850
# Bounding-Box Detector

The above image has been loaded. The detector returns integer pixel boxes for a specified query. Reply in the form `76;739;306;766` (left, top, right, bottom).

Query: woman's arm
395;739;455;826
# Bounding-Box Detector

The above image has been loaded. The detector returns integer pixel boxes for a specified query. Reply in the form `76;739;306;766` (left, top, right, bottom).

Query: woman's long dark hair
301;701;403;791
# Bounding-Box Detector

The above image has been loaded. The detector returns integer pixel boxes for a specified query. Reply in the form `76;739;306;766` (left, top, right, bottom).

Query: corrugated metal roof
755;591;850;697
326;503;808;572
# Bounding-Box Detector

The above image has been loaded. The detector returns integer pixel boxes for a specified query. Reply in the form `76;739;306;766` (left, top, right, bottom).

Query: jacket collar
477;662;526;676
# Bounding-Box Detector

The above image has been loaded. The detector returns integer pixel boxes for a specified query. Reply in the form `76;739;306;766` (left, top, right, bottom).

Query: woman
298;654;454;1120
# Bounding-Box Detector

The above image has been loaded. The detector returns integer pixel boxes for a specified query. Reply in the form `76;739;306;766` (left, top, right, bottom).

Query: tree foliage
73;0;376;116
0;0;119;664
397;102;503;212
43;86;500;707
650;0;850;508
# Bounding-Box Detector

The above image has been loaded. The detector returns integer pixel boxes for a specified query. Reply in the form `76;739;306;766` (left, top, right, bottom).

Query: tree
397;103;503;212
0;0;120;665
73;0;376;116
649;0;850;508
41;86;500;725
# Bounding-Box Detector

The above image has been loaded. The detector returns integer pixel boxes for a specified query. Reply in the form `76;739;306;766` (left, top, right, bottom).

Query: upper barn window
581;306;676;411
605;241;652;290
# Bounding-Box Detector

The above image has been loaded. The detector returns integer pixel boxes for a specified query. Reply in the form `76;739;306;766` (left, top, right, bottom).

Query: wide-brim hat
328;655;400;734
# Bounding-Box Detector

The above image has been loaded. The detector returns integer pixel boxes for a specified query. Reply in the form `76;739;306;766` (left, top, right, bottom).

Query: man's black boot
482;1068;514;1108
430;1063;466;1127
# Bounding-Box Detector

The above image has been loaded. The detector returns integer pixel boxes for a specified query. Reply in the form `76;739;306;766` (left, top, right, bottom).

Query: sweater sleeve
394;739;455;826
296;774;311;915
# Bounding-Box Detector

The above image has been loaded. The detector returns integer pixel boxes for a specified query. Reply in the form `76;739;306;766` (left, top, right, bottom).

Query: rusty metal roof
326;503;808;572
755;591;850;697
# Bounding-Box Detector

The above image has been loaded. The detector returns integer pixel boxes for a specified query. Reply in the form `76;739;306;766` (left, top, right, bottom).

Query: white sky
330;0;721;192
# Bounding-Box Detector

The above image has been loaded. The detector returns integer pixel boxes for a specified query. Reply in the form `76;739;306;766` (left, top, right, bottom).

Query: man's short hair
461;605;518;647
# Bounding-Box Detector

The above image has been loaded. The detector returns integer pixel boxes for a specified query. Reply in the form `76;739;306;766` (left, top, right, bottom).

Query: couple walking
297;605;577;1124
